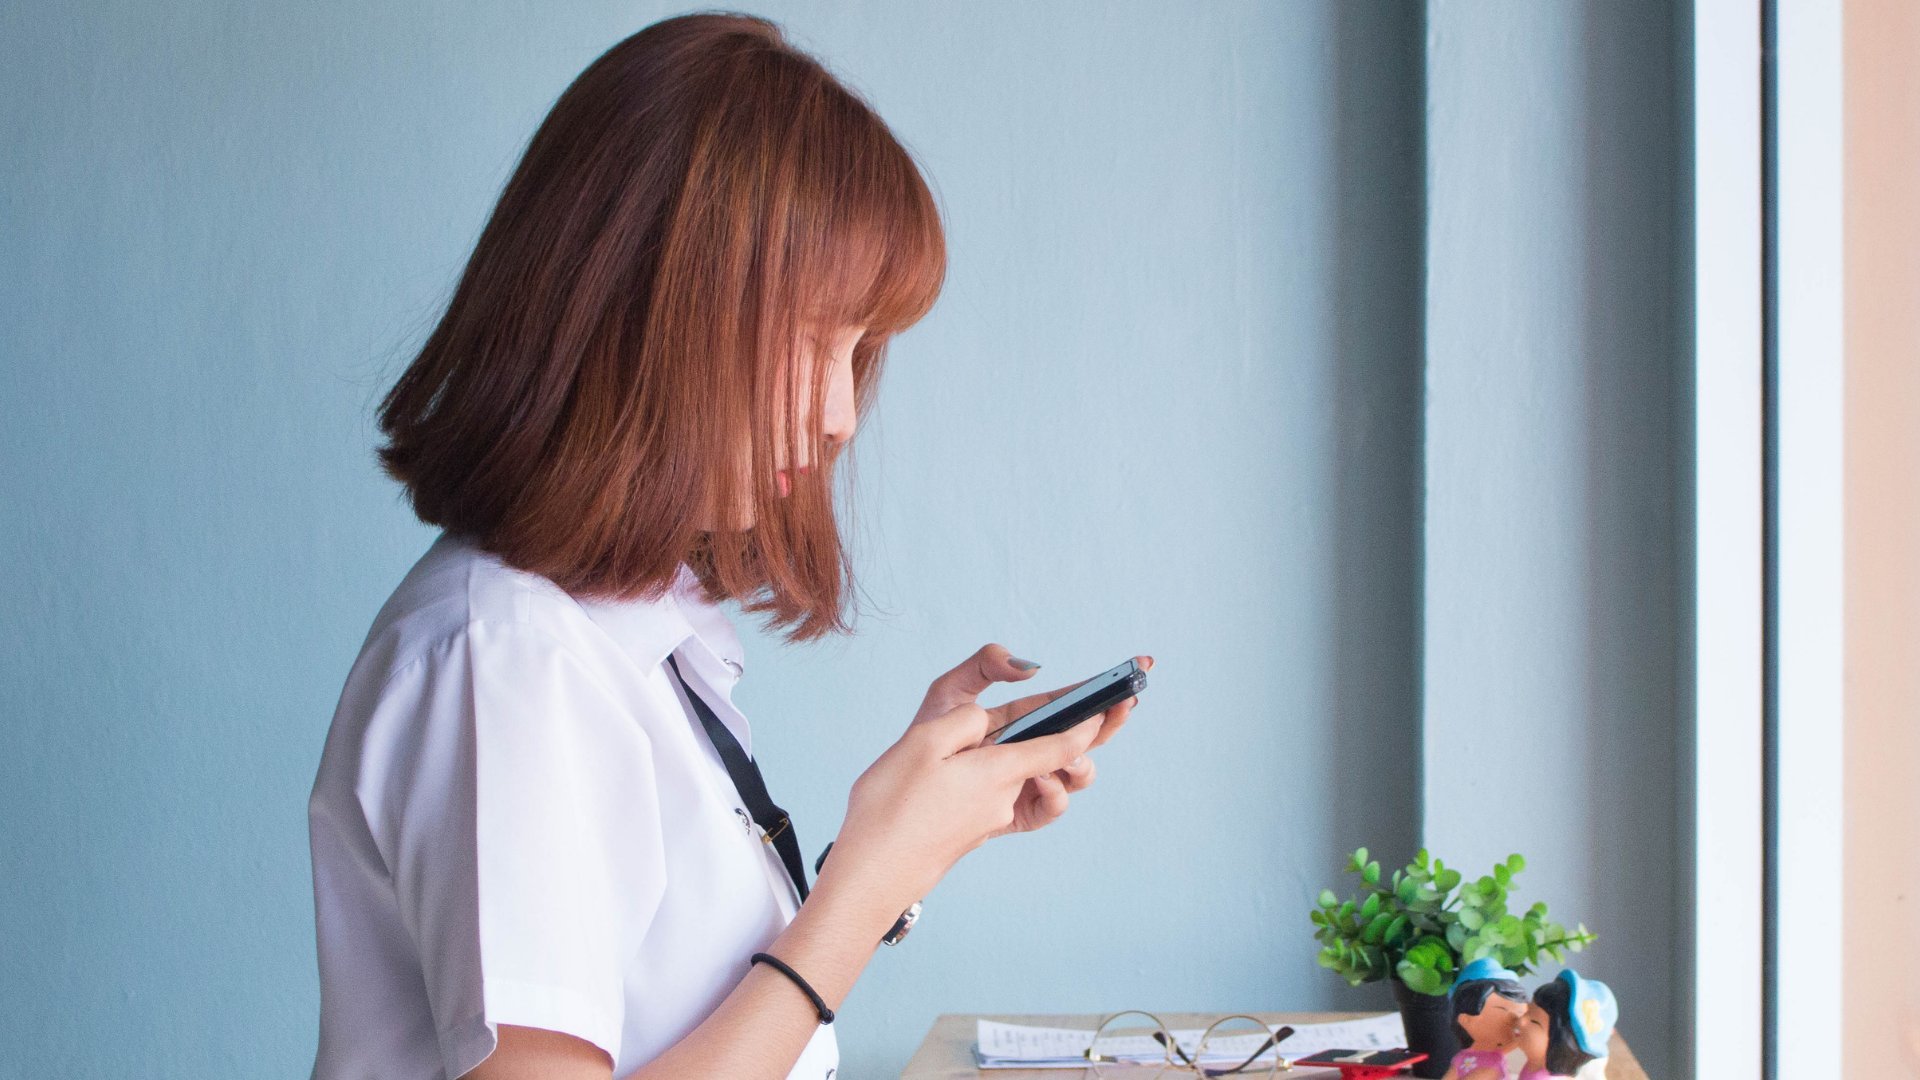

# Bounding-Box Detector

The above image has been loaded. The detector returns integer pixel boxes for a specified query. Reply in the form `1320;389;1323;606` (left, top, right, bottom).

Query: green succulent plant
1309;847;1596;996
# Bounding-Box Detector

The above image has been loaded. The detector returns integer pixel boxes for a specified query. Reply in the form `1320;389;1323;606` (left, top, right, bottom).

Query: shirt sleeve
356;619;669;1078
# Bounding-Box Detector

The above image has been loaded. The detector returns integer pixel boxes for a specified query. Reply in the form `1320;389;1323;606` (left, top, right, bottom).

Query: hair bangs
797;93;947;342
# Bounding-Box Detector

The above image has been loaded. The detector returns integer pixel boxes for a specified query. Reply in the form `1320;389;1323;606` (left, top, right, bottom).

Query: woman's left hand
910;645;1153;838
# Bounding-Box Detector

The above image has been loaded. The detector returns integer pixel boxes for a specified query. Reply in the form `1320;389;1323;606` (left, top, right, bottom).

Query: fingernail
1070;755;1087;768
1008;656;1040;670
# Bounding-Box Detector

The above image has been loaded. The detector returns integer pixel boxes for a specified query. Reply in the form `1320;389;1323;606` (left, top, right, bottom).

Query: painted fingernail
1008;656;1040;670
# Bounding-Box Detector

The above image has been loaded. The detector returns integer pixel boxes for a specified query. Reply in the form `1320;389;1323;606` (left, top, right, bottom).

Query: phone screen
993;659;1145;744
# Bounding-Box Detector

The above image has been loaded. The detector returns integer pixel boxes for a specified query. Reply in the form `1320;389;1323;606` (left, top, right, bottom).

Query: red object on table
1290;1048;1427;1080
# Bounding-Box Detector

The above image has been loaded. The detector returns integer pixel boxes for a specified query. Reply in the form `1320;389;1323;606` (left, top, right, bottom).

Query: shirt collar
573;563;745;677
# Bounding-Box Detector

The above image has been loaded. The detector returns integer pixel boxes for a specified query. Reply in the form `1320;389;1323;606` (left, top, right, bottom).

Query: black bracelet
749;951;834;1025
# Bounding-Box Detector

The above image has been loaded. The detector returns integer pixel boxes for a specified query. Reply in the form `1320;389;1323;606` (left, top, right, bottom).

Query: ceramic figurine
1517;969;1618;1080
1441;958;1531;1080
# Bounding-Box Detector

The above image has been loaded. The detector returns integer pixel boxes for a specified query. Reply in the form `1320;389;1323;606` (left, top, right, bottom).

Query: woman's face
710;322;863;530
773;322;863;487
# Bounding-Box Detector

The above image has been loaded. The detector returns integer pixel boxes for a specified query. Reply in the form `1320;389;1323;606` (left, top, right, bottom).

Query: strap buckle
759;814;791;844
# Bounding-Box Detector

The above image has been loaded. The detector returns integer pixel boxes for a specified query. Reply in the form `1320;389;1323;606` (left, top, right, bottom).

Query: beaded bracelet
749;951;834;1025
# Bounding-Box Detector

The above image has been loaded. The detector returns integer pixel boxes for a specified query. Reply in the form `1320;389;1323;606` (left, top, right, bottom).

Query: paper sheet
974;1011;1409;1071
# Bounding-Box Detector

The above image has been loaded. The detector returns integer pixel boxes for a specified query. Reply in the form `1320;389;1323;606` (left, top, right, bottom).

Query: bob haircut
377;11;945;640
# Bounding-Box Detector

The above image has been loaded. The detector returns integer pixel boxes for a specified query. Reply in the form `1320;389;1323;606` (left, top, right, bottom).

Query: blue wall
1422;5;1682;1077
741;2;1423;1072
5;3;1704;1078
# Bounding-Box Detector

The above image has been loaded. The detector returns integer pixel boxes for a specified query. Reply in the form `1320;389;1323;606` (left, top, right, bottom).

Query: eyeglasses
1083;1011;1296;1078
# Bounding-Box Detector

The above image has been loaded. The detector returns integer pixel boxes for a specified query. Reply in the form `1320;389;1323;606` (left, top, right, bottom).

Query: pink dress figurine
1442;958;1530;1080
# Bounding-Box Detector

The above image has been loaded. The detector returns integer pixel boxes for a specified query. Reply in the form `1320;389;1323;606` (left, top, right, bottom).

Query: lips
776;465;812;498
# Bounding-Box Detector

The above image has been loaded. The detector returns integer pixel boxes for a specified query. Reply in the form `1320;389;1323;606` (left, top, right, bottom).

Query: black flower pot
1390;977;1457;1079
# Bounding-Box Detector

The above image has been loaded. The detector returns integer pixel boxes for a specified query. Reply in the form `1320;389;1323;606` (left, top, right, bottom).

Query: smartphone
993;658;1147;744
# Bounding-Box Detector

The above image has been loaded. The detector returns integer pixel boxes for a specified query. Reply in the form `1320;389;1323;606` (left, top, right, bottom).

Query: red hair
376;12;946;640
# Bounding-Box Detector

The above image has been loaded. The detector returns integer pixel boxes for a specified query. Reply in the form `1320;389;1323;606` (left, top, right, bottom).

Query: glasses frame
1082;1010;1297;1079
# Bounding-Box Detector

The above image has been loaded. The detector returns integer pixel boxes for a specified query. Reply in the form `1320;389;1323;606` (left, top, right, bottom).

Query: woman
306;12;1148;1080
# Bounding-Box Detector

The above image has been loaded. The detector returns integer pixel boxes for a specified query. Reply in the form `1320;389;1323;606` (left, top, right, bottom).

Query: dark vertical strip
1759;0;1780;1077
1411;0;1428;852
1672;3;1699;1076
1326;0;1425;889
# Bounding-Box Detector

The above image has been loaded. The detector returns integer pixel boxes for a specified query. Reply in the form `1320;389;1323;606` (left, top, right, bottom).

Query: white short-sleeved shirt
307;532;838;1080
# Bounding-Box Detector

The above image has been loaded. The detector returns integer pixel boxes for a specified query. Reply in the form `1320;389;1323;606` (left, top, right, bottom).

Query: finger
1056;753;1096;793
921;643;1043;718
1085;656;1152;751
1025;772;1070;825
986;713;1104;780
1085;696;1135;752
915;702;992;756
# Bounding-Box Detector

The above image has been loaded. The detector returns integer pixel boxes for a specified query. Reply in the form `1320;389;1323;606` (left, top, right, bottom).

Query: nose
824;416;854;446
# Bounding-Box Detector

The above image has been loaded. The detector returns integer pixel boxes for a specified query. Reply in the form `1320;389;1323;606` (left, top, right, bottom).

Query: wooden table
900;1013;1650;1080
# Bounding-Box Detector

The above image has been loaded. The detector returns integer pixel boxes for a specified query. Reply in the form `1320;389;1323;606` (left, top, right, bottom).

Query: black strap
665;654;810;903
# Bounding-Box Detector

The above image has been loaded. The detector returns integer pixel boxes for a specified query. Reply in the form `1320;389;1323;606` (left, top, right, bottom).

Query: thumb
985;715;1102;780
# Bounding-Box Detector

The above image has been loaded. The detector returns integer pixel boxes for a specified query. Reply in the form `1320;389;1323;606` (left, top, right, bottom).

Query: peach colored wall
1844;0;1920;1073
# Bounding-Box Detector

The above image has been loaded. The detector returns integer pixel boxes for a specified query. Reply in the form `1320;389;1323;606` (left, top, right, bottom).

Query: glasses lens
1087;1011;1176;1079
1193;1015;1283;1078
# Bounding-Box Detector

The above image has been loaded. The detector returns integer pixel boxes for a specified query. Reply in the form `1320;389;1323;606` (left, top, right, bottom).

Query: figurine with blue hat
1440;957;1530;1080
1517;969;1618;1079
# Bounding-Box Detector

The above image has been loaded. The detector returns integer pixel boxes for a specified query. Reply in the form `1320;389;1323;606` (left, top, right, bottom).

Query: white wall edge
1690;1;1766;1076
1772;0;1847;1075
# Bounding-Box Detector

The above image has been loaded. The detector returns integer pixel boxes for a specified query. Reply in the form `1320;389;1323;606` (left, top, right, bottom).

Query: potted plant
1309;848;1595;1079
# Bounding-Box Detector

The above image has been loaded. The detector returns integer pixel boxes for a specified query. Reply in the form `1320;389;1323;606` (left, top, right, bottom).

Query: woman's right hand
821;644;1146;916
614;647;1147;1080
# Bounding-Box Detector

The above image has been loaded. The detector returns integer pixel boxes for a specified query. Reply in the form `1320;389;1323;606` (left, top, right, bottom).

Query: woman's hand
823;645;1151;914
911;645;1151;838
